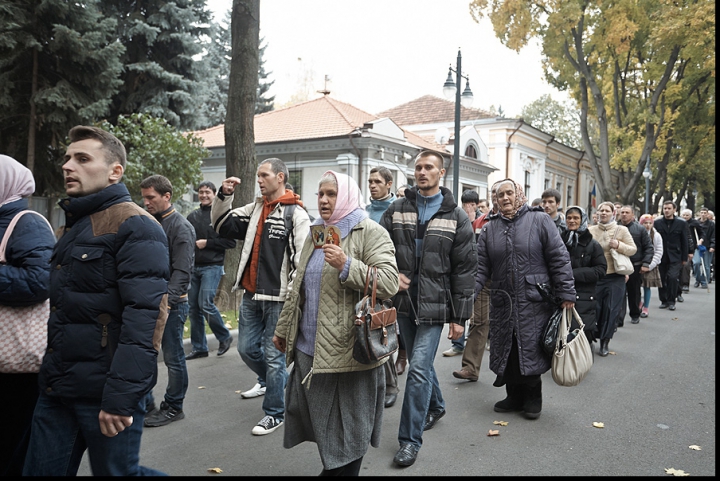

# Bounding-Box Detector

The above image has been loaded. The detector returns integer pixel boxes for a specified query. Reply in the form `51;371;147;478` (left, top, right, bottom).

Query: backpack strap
283;204;297;271
0;210;53;263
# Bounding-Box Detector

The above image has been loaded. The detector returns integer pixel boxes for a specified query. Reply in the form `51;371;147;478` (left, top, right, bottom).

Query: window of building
287;170;302;198
525;171;531;198
464;144;477;159
544;179;550;190
556;181;562;192
566;185;572;206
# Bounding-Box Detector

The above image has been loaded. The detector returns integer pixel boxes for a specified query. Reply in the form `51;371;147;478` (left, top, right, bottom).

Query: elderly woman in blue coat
475;179;575;420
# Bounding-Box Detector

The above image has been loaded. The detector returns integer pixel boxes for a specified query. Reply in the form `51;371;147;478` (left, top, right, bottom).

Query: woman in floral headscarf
0;155;55;475
474;179;575;420
273;170;399;475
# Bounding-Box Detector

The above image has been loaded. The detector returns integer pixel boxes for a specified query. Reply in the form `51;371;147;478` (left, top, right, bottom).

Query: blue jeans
397;314;444;448
148;302;189;410
23;392;165;476
238;293;287;419
693;249;711;285
189;265;232;352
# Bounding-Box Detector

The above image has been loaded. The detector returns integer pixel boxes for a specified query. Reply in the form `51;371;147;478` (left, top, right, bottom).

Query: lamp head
443;68;456;99
461;78;474;108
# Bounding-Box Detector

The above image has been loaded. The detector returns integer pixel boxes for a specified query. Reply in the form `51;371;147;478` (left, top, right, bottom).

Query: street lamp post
643;162;652;214
442;49;474;200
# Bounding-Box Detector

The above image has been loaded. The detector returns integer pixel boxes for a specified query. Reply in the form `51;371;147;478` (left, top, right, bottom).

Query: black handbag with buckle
352;266;398;364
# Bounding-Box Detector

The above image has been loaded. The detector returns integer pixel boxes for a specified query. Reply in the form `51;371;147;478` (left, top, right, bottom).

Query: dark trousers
658;261;683;305
625;265;643;319
0;373;39;476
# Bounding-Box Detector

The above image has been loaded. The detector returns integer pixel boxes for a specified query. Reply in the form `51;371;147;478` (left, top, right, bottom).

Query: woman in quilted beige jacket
273;170;398;476
589;201;637;356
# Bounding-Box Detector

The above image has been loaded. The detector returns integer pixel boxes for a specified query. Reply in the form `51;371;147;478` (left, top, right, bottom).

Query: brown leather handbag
352;266;398;364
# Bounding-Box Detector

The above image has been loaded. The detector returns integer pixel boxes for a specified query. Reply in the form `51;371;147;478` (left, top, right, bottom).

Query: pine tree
0;0;124;193
99;0;213;130
196;8;274;128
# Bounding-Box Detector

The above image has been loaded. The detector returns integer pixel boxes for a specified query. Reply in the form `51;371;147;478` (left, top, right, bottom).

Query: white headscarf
0;155;35;206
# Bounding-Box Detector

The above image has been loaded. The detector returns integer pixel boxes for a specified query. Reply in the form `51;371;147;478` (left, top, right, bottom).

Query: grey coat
475;204;576;378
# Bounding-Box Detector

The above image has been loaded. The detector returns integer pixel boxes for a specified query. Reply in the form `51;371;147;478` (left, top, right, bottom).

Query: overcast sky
207;0;570;117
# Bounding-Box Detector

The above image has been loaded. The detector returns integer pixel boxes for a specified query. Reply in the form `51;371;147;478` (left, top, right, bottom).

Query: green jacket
275;218;399;382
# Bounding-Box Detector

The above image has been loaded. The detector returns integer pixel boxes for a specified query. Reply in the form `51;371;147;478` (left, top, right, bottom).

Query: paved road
80;283;716;476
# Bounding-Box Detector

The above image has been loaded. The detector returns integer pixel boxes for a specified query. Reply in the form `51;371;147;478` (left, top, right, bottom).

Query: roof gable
376;94;494;126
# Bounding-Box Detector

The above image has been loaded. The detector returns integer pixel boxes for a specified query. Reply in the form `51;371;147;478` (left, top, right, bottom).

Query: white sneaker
251;415;283;435
240;383;266;399
442;346;463;357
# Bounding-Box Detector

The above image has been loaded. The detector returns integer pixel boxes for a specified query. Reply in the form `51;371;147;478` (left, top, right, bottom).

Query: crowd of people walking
1;130;715;475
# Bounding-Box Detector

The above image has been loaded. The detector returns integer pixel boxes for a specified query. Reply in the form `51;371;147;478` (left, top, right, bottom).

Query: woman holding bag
0;155;55;476
588;201;637;357
273;170;399;476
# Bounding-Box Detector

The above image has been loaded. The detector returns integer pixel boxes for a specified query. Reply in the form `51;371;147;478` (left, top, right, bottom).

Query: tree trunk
26;48;38;175
217;0;260;307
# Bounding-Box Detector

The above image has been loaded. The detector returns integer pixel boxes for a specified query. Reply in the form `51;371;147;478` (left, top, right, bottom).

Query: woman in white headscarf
274;171;399;476
0;155;56;476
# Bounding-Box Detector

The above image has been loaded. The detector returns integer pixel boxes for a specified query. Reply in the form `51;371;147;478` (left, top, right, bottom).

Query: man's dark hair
259;157;288;183
369;166;393;184
461;189;480;204
68;125;126;168
140;174;173;197
541;188;561;202
663;200;676;209
198;181;216;193
415;149;445;169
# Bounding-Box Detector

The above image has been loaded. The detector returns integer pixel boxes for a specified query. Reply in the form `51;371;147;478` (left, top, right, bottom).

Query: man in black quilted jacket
23;126;169;476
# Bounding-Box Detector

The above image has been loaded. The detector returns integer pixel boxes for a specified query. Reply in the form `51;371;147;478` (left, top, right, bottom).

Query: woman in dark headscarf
561;206;607;347
0;155;56;475
475;179;575;420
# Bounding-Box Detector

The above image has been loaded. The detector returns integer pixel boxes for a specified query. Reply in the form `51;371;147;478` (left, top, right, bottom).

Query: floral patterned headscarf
491;178;527;219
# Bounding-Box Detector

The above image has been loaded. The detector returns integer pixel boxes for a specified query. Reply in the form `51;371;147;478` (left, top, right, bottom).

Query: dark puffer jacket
0;198;55;307
562;229;606;336
379;186;476;325
475;204;576;377
39;183;170;416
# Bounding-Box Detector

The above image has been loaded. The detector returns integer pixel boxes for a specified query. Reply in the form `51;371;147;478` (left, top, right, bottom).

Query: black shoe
599;339;609;357
217;336;233;356
144;401;185;427
522;380;542;420
494;384;524;413
659;303;669;309
423;409;446;431
630;317;640;324
694;281;700;288
682;286;690;292
668;304;676;311
384;392;398;408
617;320;624;327
393;443;420;467
185;350;208;360
677;294;684;302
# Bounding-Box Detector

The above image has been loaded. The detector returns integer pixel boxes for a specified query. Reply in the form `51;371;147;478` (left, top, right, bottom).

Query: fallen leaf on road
493;421;508;426
487;430;499;436
664;468;689;476
235;390;242;394
592;422;604;428
208;467;223;473
689;445;701;451
198;386;205;389
609;351;616;355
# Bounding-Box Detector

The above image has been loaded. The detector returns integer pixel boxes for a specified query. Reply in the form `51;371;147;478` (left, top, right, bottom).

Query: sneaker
659;303;669;309
240;383;266;399
630;317;640;324
677;294;684;303
681;286;689;293
442;346;464;357
144;401;184;427
640;307;649;318
694;281;700;288
701;284;708;289
668;304;676;311
251;415;283;435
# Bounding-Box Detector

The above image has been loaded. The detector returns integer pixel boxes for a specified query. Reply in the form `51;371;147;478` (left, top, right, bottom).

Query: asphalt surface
79;283;716;476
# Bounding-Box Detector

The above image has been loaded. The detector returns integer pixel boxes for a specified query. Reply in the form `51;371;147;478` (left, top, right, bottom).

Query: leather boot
522;380;542;420
494;383;524;413
395;349;407;375
599;339;609;357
